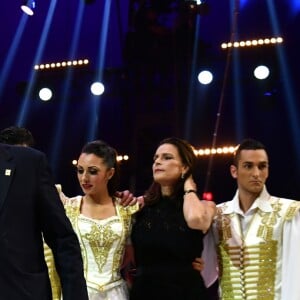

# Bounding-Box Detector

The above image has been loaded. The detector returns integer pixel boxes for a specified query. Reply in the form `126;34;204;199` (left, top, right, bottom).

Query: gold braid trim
284;200;300;221
216;206;232;241
44;243;61;300
219;241;277;300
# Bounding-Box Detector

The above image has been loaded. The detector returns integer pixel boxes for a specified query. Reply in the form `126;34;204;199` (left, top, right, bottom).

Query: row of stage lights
194;146;237;156
34;59;89;70
70;146;236;166
32;33;283;100
221;37;283;49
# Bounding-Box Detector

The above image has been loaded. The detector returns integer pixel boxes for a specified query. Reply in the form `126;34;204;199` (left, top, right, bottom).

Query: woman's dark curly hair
144;137;197;205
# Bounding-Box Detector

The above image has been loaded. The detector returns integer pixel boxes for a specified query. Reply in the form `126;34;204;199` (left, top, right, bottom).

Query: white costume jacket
202;186;300;300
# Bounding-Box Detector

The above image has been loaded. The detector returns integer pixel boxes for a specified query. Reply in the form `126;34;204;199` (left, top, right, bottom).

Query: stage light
202;192;213;201
39;87;52;101
21;0;36;16
90;82;105;96
254;65;270;80
184;0;210;15
197;70;213;85
117;155;130;162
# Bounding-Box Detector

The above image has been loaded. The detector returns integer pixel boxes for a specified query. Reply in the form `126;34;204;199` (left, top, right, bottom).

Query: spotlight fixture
21;0;36;16
184;0;210;15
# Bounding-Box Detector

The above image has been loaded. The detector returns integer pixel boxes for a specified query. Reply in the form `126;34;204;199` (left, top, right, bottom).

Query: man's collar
222;186;273;214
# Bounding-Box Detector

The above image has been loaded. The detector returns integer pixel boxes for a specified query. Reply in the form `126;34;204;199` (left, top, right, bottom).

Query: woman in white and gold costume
49;140;141;300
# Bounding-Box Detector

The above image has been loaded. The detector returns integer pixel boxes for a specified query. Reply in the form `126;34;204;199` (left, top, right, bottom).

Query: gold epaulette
285;200;300;221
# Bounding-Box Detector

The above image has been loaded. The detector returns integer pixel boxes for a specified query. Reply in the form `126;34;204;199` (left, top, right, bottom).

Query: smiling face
152;143;188;188
230;149;269;197
76;153;114;198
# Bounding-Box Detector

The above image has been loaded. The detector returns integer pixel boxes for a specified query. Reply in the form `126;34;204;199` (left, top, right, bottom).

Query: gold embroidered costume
202;186;300;300
47;195;139;300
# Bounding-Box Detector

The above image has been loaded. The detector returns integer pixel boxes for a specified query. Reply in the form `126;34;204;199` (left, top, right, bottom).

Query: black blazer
0;144;88;300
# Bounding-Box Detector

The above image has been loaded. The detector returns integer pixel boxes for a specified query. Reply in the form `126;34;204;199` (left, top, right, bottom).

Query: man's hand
192;257;205;272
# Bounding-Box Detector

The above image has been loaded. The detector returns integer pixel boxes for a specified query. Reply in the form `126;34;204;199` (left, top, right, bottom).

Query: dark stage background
1;0;300;203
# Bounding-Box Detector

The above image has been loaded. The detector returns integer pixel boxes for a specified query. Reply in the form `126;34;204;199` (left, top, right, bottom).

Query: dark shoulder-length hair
144;137;197;205
80;140;120;196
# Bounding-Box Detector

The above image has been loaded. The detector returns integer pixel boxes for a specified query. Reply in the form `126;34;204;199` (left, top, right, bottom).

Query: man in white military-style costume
202;139;300;300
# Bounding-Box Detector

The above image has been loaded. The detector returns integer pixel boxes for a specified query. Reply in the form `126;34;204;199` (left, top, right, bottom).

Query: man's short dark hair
233;138;266;166
0;126;35;147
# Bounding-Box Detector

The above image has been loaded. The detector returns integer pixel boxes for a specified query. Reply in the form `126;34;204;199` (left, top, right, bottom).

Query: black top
130;195;207;300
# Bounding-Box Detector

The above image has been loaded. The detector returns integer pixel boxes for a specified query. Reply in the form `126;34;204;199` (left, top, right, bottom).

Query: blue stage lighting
21;0;36;16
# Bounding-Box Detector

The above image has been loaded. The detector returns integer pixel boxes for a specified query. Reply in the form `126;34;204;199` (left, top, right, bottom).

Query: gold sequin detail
216;197;300;299
83;222;120;272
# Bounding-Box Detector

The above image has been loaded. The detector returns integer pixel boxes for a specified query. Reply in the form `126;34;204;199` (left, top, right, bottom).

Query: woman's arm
183;176;216;232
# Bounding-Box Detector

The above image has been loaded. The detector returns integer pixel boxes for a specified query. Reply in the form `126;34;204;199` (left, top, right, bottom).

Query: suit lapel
0;145;15;211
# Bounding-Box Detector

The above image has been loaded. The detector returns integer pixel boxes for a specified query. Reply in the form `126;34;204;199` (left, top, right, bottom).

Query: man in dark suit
0;143;88;299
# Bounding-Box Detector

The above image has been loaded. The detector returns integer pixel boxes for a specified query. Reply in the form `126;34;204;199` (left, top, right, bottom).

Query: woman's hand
116;190;145;209
116;190;135;206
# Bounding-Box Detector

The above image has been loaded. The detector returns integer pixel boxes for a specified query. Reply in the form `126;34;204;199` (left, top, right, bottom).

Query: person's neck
84;192;112;206
161;185;173;197
238;190;260;213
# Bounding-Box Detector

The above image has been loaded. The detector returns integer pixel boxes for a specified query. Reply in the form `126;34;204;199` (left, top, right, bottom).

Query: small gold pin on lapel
5;169;11;176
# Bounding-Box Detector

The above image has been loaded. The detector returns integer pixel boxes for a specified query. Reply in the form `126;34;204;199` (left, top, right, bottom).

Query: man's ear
230;165;237;179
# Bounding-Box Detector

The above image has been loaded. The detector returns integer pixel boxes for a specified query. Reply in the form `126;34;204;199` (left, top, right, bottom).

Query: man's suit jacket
0;144;88;300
